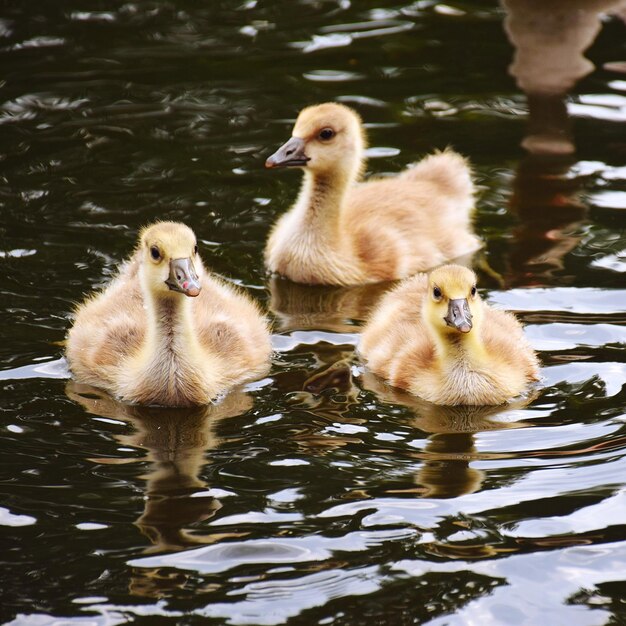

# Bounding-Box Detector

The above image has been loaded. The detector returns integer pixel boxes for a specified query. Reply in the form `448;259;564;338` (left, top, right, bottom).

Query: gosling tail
402;148;475;202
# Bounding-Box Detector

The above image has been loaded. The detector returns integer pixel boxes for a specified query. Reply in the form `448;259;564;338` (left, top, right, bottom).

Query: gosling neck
142;281;195;362
295;157;363;238
431;320;487;368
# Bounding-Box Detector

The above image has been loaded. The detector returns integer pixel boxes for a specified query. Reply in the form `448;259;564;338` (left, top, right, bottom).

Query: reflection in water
272;340;367;454
269;274;391;333
66;381;252;596
67;381;252;551
2;1;626;623
273;341;358;400
503;0;626;154
507;154;588;285
502;0;625;285
269;253;479;333
361;372;532;499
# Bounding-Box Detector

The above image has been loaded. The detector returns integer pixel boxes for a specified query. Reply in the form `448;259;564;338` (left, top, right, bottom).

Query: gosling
359;264;540;405
66;222;272;406
265;102;480;286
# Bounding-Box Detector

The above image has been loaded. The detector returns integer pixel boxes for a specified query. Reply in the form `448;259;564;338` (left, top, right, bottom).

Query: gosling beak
265;137;310;168
444;298;472;333
165;258;201;297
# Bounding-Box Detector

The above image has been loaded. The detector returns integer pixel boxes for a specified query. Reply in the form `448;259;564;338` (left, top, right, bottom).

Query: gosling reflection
362;373;532;498
269;274;391;333
501;0;625;285
66;381;252;553
269;249;479;333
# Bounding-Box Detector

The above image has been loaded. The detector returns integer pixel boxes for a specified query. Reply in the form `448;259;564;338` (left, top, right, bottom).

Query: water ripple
199;567;382;625
395;541;626;625
130;529;415;574
2;1;626;624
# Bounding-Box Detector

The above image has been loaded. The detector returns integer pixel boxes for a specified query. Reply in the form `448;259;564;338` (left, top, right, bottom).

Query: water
1;1;625;624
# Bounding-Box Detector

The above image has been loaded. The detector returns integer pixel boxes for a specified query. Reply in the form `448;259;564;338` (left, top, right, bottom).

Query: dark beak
165;258;201;297
265;137;310;168
444;298;472;333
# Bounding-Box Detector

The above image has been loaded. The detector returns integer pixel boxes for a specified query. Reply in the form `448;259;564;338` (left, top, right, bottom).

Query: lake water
1;1;626;625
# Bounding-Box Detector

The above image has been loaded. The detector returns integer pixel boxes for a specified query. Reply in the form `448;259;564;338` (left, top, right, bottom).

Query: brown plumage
264;102;481;286
359;264;540;405
66;222;272;407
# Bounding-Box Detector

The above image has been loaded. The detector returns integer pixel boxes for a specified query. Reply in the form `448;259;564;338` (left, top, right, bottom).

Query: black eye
150;245;161;261
319;128;335;141
194;244;198;255
433;286;442;299
471;285;477;297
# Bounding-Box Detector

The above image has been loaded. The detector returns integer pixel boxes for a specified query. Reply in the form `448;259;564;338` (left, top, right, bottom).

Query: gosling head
138;222;202;298
265;103;366;177
424;265;481;337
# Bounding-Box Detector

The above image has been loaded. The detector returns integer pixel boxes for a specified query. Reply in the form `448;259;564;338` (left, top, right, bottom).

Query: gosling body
66;222;271;407
265;102;480;286
359;265;539;405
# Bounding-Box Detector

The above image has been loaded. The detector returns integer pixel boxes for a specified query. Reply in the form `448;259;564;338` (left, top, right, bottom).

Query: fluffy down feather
359;264;540;405
265;102;480;286
66;222;271;406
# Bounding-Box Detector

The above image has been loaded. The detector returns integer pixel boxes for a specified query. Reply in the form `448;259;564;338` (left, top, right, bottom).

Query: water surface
1;1;626;625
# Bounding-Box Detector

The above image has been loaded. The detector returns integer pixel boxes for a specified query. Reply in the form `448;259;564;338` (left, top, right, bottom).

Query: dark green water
1;1;626;624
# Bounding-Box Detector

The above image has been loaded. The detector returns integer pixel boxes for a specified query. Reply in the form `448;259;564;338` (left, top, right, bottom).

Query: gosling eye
318;128;335;141
470;285;477;297
150;245;162;261
433;286;442;300
194;244;198;255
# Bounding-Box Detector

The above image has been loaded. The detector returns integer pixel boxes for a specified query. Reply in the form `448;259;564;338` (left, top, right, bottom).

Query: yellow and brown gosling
264;102;481;286
66;221;271;406
359;264;540;405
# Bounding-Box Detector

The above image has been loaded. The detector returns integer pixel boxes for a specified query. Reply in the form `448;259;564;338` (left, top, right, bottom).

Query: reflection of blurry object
272;341;367;454
360;265;540;405
269;274;391;333
67;381;251;554
501;1;626;283
274;343;361;415
66;222;271;406
503;0;626;154
302;356;354;397
504;0;626;94
362;372;533;498
265;102;480;285
507;154;588;285
521;93;573;155
498;1;626;283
